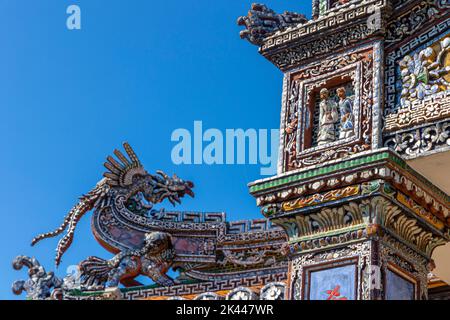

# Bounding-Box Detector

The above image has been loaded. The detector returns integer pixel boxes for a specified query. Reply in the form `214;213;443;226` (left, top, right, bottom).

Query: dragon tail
32;180;108;266
53;199;94;266
55;202;92;266
31;202;84;246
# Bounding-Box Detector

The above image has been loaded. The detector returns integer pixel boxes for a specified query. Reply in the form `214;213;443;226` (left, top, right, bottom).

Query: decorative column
239;0;450;300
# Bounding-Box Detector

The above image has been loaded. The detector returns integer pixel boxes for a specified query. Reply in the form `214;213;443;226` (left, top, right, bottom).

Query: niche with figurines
281;45;380;172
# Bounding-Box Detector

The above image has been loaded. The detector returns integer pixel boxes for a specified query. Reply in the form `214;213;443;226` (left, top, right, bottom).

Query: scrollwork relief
386;0;450;45
385;121;450;157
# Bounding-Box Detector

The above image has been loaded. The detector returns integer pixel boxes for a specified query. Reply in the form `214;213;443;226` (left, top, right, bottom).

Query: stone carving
31;143;194;266
79;231;176;290
12;256;63;300
318;88;340;145
237;3;307;46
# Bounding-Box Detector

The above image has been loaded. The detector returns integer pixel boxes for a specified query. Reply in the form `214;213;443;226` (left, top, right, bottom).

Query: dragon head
152;171;194;206
104;143;194;209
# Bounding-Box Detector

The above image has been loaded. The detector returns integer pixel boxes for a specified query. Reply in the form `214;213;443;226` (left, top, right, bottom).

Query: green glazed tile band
249;151;395;193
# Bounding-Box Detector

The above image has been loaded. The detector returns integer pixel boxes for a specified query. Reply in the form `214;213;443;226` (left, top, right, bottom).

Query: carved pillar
250;150;449;300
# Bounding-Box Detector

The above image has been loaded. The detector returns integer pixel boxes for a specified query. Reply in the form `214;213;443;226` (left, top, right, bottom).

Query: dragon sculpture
237;3;308;46
14;143;286;299
30;143;194;287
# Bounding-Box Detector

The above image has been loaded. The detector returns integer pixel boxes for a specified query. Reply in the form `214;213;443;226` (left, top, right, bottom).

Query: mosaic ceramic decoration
12;0;450;300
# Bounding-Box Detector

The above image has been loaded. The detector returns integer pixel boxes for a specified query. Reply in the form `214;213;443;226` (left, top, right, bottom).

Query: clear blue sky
0;0;312;299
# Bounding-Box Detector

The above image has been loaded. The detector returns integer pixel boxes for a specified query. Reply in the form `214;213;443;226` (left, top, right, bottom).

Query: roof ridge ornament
30;143;194;266
237;3;308;46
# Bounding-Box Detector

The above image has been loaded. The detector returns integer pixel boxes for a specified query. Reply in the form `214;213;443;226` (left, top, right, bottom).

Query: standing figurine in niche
317;88;339;146
337;87;355;139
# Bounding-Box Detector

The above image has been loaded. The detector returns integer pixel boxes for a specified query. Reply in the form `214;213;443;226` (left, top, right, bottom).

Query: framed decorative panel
384;18;450;128
279;42;383;173
384;264;418;301
303;259;358;300
383;16;450;158
290;242;371;300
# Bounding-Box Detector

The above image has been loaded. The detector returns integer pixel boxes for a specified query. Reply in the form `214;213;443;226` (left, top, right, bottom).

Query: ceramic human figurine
317;88;339;146
337;87;355;139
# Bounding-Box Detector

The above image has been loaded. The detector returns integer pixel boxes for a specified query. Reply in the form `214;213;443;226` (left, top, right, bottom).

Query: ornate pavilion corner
239;1;391;72
249;149;450;300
